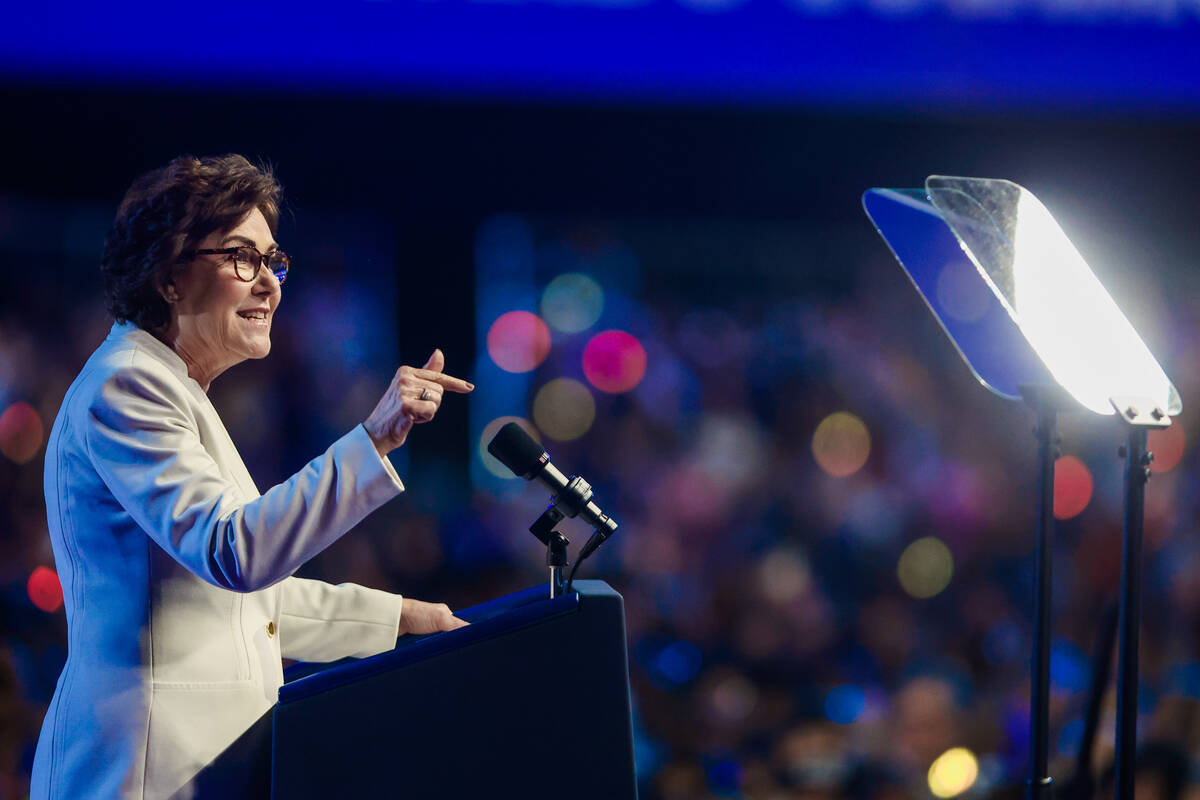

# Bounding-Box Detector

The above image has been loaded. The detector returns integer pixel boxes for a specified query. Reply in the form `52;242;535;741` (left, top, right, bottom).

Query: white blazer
31;322;407;799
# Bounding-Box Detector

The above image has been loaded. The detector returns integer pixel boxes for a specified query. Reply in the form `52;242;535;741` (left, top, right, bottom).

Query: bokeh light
1053;455;1093;520
532;378;596;441
707;671;758;724
478;416;540;478
705;759;744;795
1050;639;1089;691
811;412;871;478
928;747;979;798
897;537;954;599
0;401;45;464
27;566;63;613
654;640;703;686
758;548;812;603
824;685;866;725
582;330;647;393
540;273;604;333
486;310;552;373
1148;421;1186;474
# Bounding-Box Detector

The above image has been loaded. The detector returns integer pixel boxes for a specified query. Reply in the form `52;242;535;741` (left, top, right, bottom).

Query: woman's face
168;208;282;378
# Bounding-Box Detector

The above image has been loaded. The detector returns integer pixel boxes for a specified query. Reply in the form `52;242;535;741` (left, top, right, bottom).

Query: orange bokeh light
811;412;870;478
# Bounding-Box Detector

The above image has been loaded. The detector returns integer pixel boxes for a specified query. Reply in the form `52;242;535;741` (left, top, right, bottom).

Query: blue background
4;0;1200;111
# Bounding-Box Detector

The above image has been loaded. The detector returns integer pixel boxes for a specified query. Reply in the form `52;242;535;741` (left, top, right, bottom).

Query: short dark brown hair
101;154;283;331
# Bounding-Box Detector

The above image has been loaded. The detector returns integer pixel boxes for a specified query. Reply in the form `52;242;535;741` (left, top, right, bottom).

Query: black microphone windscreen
487;422;547;480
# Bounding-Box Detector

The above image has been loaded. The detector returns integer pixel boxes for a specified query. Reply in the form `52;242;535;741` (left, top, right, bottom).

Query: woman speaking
30;155;472;799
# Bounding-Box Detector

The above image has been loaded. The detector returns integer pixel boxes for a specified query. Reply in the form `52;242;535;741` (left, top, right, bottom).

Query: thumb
423;348;444;373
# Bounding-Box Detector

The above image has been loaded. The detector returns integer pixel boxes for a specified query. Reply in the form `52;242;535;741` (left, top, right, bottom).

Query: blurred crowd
3;195;1200;800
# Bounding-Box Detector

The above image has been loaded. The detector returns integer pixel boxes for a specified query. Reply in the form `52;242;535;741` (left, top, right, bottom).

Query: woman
30;154;473;799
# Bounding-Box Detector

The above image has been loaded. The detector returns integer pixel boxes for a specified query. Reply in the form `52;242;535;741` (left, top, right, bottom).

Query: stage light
0;401;45;464
478;416;539;478
486;311;551;373
27;566;63;613
531;378;595;441
824;685;866;725
541;273;604;334
1148;422;1186;473
928;747;979;798
897;537;954;599
811;412;870;478
582;330;647;393
1052;455;1093;520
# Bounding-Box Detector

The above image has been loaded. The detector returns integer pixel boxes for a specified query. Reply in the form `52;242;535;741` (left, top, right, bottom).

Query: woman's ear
157;268;181;303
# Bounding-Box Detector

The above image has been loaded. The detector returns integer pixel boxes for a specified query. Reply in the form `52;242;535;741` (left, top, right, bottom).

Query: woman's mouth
237;309;270;326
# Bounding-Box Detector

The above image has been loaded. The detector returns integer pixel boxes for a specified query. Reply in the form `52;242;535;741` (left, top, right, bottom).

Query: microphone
487;422;618;539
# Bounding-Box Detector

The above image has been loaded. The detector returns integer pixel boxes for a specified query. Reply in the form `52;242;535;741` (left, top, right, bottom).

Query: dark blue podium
270;580;638;798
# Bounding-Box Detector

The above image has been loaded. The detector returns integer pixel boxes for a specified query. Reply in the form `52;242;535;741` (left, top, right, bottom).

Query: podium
271;580;638;798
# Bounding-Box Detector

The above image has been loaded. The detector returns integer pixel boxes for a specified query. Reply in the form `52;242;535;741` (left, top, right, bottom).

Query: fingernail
466;382;475;390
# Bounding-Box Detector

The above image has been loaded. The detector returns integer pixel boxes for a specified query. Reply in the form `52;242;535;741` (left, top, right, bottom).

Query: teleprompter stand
865;176;1180;800
1021;385;1076;800
1110;398;1170;799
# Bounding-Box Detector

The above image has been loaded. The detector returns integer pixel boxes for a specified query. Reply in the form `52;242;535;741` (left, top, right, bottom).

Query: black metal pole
1028;404;1058;800
1114;426;1149;800
1059;602;1118;800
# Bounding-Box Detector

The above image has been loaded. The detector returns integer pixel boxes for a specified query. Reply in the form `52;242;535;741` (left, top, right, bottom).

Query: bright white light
1008;188;1176;415
928;177;1179;417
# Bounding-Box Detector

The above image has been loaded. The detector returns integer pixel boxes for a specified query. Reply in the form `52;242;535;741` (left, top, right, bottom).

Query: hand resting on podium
398;598;470;636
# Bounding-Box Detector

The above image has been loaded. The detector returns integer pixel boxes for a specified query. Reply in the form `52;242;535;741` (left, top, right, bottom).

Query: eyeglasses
190;246;290;284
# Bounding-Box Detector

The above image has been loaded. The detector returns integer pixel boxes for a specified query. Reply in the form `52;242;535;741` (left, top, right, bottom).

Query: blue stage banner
4;0;1199;110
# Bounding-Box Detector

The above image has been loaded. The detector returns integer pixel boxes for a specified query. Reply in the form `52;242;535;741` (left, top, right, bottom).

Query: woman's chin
241;333;272;360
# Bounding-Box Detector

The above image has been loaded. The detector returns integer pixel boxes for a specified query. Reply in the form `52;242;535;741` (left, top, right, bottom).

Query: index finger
411;369;474;393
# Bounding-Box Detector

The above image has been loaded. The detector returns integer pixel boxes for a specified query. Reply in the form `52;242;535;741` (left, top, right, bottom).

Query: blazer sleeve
83;357;405;593
277;576;403;662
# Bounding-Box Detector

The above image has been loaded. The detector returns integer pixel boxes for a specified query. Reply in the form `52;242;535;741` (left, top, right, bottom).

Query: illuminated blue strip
4;2;1200;110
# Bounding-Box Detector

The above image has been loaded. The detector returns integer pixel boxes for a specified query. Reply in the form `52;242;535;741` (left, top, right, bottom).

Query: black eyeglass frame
187;246;290;284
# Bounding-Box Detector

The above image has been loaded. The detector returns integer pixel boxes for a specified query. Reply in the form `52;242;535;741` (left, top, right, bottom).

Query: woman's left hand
398;599;470;636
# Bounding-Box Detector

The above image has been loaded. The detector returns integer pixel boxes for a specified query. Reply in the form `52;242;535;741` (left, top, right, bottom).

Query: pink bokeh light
486;311;552;373
582;330;647;393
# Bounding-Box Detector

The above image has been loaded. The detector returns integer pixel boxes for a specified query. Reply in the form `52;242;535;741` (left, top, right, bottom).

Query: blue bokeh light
824;684;866;725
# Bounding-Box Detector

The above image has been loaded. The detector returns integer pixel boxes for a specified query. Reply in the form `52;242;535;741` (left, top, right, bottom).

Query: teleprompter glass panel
925;176;1180;416
862;187;1051;401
